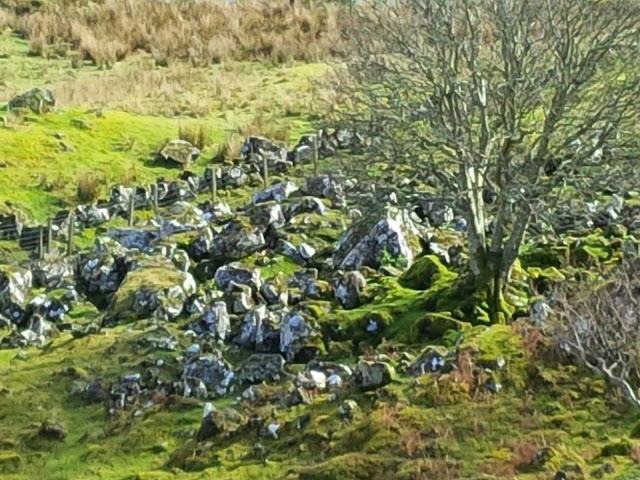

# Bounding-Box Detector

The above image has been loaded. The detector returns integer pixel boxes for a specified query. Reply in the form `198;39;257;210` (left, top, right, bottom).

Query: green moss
600;439;633;457
0;451;21;471
400;255;455;290
294;453;400;480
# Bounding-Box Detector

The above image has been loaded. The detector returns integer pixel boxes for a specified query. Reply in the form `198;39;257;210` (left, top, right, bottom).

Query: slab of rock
238;305;281;352
0;266;32;324
284;197;326;220
247;202;287;228
280;311;318;361
236;353;286;384
31;255;75;290
332;271;367;309
333;207;419;270
253;182;298;205
189;301;230;341
9;88;55;114
355;361;395;390
210;220;266;263
107;227;162;251
158;139;200;167
184;352;234;397
214;264;262;294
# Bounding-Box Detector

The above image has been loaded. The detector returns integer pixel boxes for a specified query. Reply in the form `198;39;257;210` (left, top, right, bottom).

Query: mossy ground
2;22;640;480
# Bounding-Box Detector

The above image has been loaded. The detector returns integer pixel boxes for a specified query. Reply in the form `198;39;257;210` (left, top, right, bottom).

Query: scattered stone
37;420;67;441
333;207;420;270
236;353;286;385
332;270;367;309
253;182;298;205
0;266;32;324
338;399;359;422
158;139;201;168
8;88;55;114
355;361;395;390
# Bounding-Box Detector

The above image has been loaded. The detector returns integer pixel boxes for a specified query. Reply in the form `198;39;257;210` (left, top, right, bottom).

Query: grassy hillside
1;3;640;480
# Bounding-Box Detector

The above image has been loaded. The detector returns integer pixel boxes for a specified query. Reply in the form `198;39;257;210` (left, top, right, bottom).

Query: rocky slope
1;95;640;480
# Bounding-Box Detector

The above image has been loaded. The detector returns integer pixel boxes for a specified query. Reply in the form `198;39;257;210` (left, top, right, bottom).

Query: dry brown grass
6;0;346;67
76;172;105;203
178;123;210;151
238;109;291;144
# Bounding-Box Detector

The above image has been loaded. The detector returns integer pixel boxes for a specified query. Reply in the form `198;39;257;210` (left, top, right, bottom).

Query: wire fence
0;132;335;259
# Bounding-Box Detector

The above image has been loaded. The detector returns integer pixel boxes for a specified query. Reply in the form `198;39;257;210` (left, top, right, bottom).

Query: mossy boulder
105;264;196;324
400;255;454;290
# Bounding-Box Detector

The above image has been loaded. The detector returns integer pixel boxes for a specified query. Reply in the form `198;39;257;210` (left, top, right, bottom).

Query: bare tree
553;261;640;410
332;0;640;321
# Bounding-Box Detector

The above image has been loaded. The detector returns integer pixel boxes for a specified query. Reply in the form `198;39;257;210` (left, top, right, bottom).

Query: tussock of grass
4;0;347;68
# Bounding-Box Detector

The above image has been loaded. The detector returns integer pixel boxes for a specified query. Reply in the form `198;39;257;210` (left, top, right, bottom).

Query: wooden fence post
128;189;135;227
312;133;319;177
67;214;74;256
263;155;268;187
151;184;159;214
38;225;44;260
47;218;53;254
212;168;218;202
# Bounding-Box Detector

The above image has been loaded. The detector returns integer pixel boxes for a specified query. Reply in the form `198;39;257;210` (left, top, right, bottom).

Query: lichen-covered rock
214;264;262;293
333;207;420;270
236;353;286;384
284;197;326;220
246;202;286;228
355;361;395;390
211;220;266;263
105;265;196;323
241;136;287;162
26;288;76;324
280;311;319;361
31;255;75;290
238;305;281;352
184;352;234;398
189;301;230;341
332;271;367;309
302;175;347;206
75;204;114;227
20;314;57;346
219;166;248;189
253;182;298;205
158;139;200;167
107;227;161;251
0;266;32;325
8;88;55;114
76;239;138;297
157;201;208;236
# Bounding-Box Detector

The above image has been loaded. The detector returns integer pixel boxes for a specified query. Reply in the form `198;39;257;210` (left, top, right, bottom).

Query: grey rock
332;271;367;309
107;227;161;251
214;264;262;293
159;139;200;167
8;88;55;114
236;353;286;384
333;207;419;270
31;255;74;290
0;267;32;324
355;361;395;390
253;182;298;205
